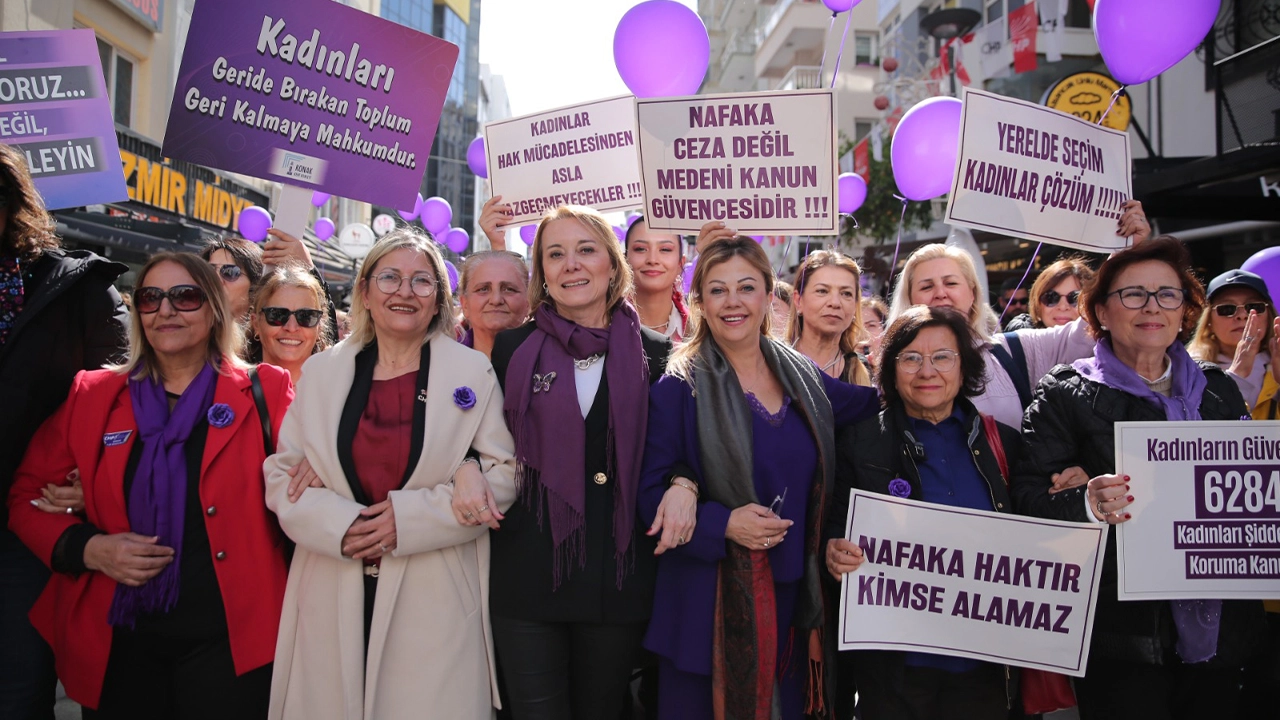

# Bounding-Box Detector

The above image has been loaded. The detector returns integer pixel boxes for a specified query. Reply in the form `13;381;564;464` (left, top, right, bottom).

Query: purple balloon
891;97;962;202
749;235;765;244
519;224;538;245
398;193;420;222
238;206;272;242
444;260;459;293
314;217;335;241
681;260;697;294
1242;247;1280;305
445;227;470;254
613;0;710;98
420;196;453;236
1094;0;1220;86
311;191;331;207
838;173;868;214
467;136;488;178
613;225;627;243
822;0;860;12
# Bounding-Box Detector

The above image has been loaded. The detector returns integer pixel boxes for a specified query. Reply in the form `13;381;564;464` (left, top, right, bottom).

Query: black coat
1012;361;1266;667
489;321;671;623
0;249;127;528
829;398;1023;712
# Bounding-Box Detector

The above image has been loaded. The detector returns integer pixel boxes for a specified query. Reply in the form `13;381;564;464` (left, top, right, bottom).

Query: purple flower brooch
207;403;234;428
453;386;476;410
888;478;912;498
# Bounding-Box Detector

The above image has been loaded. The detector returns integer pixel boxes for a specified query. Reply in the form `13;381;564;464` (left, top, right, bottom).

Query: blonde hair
667;237;775;383
250;263;333;355
348;228;458;346
786;250;870;384
527;205;634;318
1188;288;1276;363
889;243;999;341
114;252;246;381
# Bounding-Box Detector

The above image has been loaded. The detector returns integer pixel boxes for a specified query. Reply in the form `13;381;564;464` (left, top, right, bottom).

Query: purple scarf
503;303;649;586
1074;339;1221;663
109;362;218;627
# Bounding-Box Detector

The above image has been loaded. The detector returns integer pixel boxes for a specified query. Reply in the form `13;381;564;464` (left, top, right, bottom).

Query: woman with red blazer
6;251;293;719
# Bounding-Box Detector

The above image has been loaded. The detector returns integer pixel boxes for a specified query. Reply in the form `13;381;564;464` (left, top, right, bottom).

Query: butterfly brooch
533;371;557;394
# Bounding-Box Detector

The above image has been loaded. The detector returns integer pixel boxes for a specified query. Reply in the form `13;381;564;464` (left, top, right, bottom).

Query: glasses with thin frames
768;487;787;518
261;307;324;328
1110;286;1185;310
135;285;207;314
211;263;243;283
1040;290;1081;308
897;349;959;374
373;271;437;297
1213;302;1269;318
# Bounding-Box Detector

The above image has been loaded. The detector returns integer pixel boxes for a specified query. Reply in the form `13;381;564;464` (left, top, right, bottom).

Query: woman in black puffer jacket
1012;237;1265;720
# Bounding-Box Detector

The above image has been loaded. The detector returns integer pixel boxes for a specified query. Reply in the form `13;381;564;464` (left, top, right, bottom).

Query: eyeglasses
135;285;207;314
1109;286;1186;310
897;349;959;374
768;487;787;517
260;307;324;328
211;263;243;283
1213;302;1269;318
373;271;437;297
1040;290;1081;308
1005;296;1029;307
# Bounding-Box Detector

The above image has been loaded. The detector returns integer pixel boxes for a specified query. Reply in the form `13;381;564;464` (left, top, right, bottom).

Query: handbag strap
980;413;1009;484
248;366;274;455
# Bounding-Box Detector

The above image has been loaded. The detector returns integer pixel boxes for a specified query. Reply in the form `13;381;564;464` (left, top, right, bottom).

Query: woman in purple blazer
638;237;879;720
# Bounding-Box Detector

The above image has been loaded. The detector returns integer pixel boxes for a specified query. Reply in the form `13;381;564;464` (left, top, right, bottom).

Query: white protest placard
1116;420;1280;601
636;89;838;235
944;88;1132;253
484;95;643;225
839;490;1107;676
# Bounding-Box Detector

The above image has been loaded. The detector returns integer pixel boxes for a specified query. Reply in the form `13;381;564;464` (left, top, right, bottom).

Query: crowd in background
1;142;1278;720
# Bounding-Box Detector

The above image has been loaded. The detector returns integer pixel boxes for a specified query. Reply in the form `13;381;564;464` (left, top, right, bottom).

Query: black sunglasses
136;285;207;314
211;263;243;283
261;307;324;328
1040;290;1081;308
1213;302;1269;318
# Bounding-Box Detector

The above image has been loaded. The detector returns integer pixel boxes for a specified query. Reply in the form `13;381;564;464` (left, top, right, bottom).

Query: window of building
435;5;467;107
855;33;878;65
96;37;134;127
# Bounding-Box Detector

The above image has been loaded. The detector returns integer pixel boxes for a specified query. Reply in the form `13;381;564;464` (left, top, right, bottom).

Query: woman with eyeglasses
787;250;871;385
1188;269;1280;419
263;228;518;719
826;305;1023;720
0;142;129;720
457;251;530;358
1004;258;1096;331
1012;237;1266;720
7;252;293;718
201;236;264;323
638;237;879;719
249;266;332;384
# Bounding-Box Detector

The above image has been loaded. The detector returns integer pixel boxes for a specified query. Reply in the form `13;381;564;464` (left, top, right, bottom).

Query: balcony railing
1215;34;1280;154
717;28;759;74
776;65;822;90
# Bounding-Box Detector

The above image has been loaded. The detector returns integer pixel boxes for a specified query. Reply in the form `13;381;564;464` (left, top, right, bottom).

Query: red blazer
6;362;294;709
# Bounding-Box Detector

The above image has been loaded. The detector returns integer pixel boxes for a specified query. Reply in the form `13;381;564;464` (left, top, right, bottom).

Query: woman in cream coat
264;229;517;719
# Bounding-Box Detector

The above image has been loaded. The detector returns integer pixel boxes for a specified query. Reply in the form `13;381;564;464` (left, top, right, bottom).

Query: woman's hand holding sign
826;538;865;580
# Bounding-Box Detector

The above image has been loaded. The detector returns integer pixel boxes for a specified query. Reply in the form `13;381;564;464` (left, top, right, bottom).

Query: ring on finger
379;543;388;552
464;511;474;519
479;505;489;513
1096;500;1106;518
677;535;685;544
764;537;772;548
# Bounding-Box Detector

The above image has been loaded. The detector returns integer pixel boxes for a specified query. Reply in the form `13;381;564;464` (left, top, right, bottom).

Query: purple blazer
637;371;879;675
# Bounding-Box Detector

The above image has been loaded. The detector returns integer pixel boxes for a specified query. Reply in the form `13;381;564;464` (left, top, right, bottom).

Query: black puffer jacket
828;398;1024;713
0;248;127;528
1012;361;1266;668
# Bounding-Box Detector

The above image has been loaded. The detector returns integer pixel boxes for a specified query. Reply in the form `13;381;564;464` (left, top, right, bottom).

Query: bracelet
459;457;481;470
670;478;699;499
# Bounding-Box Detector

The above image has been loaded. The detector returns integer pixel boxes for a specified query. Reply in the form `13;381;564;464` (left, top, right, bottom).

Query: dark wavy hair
877;305;987;409
0;143;58;262
1080;235;1205;342
199;236;265;287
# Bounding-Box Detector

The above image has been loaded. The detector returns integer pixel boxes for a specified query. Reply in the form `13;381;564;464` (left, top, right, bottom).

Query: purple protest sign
0;29;128;210
162;0;458;209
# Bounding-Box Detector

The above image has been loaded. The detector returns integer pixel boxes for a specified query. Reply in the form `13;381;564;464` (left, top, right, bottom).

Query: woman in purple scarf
454;205;673;719
1012;237;1267;719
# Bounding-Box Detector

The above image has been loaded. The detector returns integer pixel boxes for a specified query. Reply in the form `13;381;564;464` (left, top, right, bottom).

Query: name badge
103;430;132;447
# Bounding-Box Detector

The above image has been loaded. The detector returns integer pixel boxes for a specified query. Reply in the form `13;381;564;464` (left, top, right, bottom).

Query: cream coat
264;333;517;720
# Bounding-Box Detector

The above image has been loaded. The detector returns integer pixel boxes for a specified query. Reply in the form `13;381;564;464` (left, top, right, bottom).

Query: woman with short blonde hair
249;264;332;383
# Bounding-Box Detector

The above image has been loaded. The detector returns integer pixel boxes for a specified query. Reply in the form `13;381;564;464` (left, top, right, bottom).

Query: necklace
821;349;842;373
642;320;670;332
574;353;605;370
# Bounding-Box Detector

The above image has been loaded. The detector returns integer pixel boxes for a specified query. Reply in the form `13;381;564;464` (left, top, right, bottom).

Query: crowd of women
2;141;1277;720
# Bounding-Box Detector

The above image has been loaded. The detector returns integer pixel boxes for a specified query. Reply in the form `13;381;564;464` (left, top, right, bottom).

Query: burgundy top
352;373;416;506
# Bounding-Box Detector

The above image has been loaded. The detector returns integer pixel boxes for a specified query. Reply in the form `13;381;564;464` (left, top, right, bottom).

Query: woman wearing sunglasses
7;252;293;718
263;228;518;719
1005;258;1096;331
1188;269;1280;419
201;236;264;323
250;266;332;384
